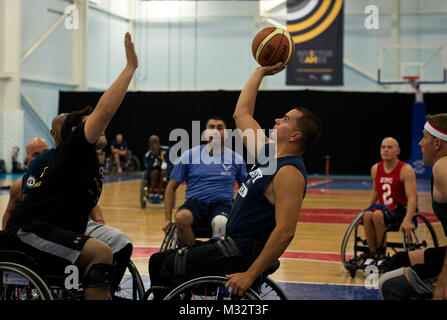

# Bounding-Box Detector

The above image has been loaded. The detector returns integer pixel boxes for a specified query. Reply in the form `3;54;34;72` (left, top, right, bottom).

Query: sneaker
149;194;155;203
117;167;123;173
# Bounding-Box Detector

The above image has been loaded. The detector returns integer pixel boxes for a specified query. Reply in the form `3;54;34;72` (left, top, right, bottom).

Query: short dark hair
61;106;94;142
427;113;447;133
294;107;321;152
206;116;226;128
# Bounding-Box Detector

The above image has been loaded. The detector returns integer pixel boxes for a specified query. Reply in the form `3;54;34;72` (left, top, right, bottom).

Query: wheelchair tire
163;276;261;300
0;262;53;300
406;212;439;251
127;155;141;172
114;260;145;300
340;211;367;270
256;277;287;300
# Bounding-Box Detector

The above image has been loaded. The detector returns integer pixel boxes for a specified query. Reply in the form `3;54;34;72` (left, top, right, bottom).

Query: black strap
216;236;242;257
173;247;188;277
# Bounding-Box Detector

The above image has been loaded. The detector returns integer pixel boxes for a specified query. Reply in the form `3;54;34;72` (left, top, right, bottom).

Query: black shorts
177;200;232;229
411;246;447;280
2;221;90;276
149;240;249;288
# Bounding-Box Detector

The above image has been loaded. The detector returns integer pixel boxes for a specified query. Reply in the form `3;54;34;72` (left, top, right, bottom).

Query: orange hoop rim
403;76;420;83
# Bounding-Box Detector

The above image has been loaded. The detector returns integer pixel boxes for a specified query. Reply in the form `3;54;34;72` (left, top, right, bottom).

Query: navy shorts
366;204;407;227
177;199;232;228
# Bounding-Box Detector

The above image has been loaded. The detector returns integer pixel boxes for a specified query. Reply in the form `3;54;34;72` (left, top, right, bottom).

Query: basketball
251;27;295;67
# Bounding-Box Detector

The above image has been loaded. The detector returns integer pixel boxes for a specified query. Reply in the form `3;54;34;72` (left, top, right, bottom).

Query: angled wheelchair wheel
0;262;53;300
405;212;439;252
163;276;261;301
127;155;141;172
255;277;287;300
340;211;368;276
160;223;179;252
114;260;145;300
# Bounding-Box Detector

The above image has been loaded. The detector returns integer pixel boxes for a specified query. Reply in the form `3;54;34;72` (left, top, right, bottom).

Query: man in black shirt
2;32;138;300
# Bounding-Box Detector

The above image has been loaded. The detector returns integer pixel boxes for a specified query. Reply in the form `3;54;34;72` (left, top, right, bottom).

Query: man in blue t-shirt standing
163;116;248;246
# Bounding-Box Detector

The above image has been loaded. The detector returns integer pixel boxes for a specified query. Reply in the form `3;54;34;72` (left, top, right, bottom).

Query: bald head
25;138;50;166
50;113;69;147
380;137;401;161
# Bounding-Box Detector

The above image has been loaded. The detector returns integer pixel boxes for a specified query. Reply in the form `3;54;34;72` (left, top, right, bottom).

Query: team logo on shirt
220;163;232;176
238;183;248;198
26;176;36;188
249;168;263;183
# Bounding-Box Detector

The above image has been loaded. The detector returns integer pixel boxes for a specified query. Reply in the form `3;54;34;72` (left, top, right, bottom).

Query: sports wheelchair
340;211;439;278
140;170;172;208
0;250;145;300
160;222;211;252
146;228;288;300
106;150;141;174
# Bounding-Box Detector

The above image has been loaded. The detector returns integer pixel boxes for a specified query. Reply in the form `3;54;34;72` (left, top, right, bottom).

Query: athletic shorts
2;220;90;275
85;220;132;254
366;203;407;227
177;199;232;229
149;239;249;289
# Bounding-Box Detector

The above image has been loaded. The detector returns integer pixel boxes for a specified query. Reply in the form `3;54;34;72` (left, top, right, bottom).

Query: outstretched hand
125;32;138;70
257;62;287;76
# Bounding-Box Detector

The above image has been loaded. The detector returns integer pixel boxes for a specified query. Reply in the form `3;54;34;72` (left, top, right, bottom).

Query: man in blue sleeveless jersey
149;63;321;296
143;135;172;203
163;116;248;246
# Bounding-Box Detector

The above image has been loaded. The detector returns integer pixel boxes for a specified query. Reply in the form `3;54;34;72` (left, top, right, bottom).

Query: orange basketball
252;27;295;67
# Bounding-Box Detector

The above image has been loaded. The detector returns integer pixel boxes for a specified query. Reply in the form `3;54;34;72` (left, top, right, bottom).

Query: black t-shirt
8;122;103;234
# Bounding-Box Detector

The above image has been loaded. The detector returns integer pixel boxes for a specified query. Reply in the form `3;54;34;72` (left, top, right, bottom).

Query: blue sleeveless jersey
226;144;307;256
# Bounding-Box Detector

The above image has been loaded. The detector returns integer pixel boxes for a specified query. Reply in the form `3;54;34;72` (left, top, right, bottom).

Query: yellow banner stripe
255;28;285;62
292;0;343;44
287;0;330;33
283;30;294;65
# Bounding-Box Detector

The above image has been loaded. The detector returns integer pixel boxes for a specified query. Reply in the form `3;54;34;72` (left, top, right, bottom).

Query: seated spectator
111;133;128;173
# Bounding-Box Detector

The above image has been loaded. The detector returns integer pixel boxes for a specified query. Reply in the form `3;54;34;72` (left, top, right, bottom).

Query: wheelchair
340;211;439;278
107;150;141;174
140;169;171;208
159;222;211;252
147;228;288;300
0;250;145;300
143;263;287;301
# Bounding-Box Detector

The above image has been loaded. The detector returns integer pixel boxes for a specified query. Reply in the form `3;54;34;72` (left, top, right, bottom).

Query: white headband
424;121;447;142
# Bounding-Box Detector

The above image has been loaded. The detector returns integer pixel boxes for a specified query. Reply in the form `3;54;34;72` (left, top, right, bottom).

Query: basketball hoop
403;76;420;83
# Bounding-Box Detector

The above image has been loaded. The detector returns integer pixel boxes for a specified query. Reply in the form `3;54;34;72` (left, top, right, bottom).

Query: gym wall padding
59;91;446;176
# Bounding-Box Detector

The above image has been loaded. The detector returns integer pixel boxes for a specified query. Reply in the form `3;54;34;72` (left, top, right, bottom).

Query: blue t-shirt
170;144;248;202
226;144;307;256
111;140;128;151
22;149;55;194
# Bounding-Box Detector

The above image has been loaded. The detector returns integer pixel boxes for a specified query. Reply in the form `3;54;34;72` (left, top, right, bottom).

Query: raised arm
233;63;285;159
84;33;138;144
225;165;304;295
